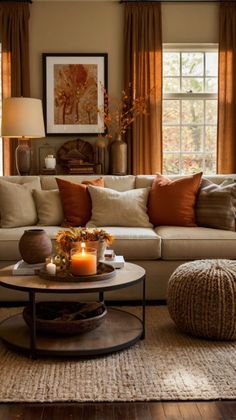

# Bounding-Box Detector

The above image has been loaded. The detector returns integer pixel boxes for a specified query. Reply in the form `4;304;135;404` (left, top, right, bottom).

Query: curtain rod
2;0;32;3
120;0;231;2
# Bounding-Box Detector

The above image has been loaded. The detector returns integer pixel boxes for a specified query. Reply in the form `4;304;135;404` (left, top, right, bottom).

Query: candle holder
71;245;97;276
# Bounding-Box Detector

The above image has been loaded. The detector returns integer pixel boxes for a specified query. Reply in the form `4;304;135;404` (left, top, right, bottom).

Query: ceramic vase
109;134;127;175
19;229;52;264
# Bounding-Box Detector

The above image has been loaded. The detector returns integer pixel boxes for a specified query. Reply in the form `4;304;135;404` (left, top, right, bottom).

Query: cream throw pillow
87;186;152;227
33;189;64;226
0;179;40;228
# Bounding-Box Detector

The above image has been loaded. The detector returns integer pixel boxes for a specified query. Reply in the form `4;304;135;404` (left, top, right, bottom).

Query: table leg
141;276;146;339
29;291;37;359
99;292;104;303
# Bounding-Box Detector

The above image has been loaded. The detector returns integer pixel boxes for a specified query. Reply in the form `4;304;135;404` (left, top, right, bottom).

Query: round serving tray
35;262;116;283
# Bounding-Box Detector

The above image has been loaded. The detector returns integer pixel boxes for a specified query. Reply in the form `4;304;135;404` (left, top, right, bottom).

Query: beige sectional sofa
0;174;236;302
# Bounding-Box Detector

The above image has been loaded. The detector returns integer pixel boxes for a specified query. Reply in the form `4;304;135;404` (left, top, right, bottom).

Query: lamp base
15;140;31;176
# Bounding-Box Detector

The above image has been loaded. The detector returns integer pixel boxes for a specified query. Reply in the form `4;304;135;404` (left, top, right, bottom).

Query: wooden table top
0;262;145;294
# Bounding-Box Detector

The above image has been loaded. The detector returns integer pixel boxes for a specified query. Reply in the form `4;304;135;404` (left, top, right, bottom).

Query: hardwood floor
0;401;236;420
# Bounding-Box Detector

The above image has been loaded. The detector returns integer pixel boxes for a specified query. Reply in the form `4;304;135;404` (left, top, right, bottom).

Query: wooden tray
35;262;116;283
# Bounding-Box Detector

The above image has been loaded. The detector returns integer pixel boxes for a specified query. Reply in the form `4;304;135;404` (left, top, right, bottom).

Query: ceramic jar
45;155;56;169
19;229;52;264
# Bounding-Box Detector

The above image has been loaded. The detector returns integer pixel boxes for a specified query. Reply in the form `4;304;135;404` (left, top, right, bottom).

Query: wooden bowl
23;301;107;336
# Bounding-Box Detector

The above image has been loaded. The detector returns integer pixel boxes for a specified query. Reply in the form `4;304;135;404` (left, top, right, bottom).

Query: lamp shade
1;97;45;138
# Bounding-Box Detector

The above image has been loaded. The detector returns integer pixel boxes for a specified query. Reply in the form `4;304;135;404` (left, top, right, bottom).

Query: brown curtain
0;2;30;175
217;2;236;173
124;2;162;175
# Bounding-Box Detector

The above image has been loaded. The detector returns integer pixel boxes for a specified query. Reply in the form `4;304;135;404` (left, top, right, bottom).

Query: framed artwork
43;53;108;135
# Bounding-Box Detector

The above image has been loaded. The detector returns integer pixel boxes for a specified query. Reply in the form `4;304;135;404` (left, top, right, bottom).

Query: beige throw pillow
0;179;40;228
87;186;152;227
33;189;64;226
196;179;236;231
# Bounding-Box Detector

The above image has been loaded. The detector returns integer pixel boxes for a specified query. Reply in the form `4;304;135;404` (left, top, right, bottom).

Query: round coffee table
0;262;146;358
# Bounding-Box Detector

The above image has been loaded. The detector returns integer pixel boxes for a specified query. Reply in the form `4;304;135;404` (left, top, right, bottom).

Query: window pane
181;154;203;174
182;100;204;123
182;53;204;76
163;154;180;175
163;126;180;151
182;77;203;93
205;100;217;124
163;52;180;76
163;78;180;93
163;47;218;176
206;52;218;76
182;126;203;152
163;100;180;124
205;77;218;93
205;154;216;174
205;126;217;151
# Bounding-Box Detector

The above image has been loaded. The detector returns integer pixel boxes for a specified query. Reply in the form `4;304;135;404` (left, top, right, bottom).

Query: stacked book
66;160;96;174
99;250;125;269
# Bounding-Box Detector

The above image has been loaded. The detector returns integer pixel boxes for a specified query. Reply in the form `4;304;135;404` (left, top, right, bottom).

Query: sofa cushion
92;227;161;259
104;175;135;191
0;226;61;260
56;177;104;227
40;175;135;191
87;186;152;228
33;189;64;226
0;179;40;228
0;226;161;261
148;172;202;227
155;226;236;260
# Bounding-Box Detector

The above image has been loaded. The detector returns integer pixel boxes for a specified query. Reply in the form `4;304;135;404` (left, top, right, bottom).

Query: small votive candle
46;258;56;275
71;243;97;276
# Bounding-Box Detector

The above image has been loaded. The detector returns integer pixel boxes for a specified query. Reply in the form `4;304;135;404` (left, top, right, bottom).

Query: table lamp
1;97;45;175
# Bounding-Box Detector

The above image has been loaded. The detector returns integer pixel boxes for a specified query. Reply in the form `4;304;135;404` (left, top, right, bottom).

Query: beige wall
162;2;219;43
29;1;219;173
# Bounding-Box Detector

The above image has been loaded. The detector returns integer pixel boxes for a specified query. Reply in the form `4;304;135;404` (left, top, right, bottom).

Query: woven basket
167;259;236;340
23;301;107;336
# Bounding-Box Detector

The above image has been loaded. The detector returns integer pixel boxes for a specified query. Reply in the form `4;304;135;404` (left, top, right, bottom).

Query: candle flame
81;242;85;255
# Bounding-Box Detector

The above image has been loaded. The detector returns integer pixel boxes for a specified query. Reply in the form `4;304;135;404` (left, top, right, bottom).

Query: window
162;44;218;175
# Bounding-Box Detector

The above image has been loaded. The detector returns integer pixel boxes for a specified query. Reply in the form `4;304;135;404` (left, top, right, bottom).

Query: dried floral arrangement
98;84;154;139
55;227;114;259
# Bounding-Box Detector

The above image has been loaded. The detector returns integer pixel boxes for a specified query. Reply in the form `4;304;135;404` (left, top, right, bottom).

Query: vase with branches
98;85;152;175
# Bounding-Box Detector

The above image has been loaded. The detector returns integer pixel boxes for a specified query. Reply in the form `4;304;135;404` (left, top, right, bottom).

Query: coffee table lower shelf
0;308;143;357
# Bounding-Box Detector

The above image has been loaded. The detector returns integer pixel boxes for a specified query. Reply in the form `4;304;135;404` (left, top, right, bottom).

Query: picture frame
43;53;108;135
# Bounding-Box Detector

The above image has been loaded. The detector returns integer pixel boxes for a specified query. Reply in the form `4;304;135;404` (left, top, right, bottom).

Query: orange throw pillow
148;172;202;227
56;178;104;227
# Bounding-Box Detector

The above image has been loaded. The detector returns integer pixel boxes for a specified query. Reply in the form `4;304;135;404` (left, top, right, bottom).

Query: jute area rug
0;306;235;403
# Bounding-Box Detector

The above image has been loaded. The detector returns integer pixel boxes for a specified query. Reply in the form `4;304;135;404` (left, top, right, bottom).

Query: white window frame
163;43;218;175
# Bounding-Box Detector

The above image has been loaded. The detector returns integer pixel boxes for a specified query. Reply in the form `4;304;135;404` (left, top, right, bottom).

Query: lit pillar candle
71;243;97;276
46;258;56;275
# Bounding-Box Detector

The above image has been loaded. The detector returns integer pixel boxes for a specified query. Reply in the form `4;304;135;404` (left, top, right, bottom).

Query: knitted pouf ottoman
167;259;236;340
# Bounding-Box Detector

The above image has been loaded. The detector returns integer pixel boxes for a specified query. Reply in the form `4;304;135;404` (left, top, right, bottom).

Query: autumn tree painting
54;64;98;125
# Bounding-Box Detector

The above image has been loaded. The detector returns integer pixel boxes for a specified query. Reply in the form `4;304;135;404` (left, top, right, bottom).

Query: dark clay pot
19;229;52;264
